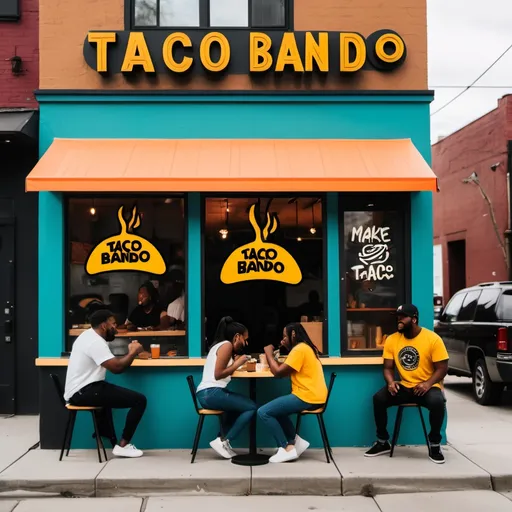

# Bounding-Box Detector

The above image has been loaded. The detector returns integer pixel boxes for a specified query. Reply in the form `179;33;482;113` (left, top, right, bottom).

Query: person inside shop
364;304;449;464
298;290;323;321
196;316;257;459
63;309;147;458
166;268;185;329
121;281;169;331
259;323;328;463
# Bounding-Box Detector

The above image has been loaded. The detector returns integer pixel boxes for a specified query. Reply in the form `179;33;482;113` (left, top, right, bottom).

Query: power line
430;42;512;117
431;85;512;89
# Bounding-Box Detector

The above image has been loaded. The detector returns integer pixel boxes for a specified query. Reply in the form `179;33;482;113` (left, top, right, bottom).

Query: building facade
433;95;512;303
0;0;39;415
31;0;439;449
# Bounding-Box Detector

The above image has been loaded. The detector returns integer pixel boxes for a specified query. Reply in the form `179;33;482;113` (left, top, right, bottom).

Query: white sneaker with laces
295;435;310;457
224;439;237;457
209;437;233;459
112;444;143;458
269;447;298;463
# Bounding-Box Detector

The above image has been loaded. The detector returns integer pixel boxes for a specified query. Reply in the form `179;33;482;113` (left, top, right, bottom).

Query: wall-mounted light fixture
10;55;22;75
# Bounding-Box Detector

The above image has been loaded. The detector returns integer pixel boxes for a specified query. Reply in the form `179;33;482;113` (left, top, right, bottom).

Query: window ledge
35;356;383;367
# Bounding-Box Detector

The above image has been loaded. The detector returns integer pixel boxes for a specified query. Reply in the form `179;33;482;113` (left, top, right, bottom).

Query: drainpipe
507;141;512;280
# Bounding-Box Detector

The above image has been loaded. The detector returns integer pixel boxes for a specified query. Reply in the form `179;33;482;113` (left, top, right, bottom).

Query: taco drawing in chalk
220;203;302;285
85;206;166;276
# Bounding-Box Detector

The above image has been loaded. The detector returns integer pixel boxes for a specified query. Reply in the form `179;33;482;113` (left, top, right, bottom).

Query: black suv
435;282;512;405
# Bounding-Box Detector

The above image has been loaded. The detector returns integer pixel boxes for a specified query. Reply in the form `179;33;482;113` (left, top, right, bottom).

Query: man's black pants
70;381;147;444
372;385;446;445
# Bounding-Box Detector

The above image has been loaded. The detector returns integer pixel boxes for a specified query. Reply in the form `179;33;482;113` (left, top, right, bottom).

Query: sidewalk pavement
0;377;511;498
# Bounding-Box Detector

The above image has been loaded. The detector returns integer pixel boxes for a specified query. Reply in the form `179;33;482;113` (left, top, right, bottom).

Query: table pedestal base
231;453;270;466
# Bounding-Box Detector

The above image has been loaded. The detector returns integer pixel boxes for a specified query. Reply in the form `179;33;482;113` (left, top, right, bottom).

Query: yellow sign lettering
200;32;230;72
375;33;405;64
305;32;329;72
162;33;193;72
340;33;366;72
249;32;273;72
121;32;155;73
275;33;304;72
88;32;116;73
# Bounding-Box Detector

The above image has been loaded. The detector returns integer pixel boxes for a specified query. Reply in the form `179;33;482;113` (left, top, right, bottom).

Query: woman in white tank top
196;317;257;459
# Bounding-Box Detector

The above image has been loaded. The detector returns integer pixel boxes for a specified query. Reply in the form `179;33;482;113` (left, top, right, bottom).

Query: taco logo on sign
85;206;166;276
221;204;302;285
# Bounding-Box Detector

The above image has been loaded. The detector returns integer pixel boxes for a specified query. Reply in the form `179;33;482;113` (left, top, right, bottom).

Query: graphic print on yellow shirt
285;343;328;404
383;327;449;389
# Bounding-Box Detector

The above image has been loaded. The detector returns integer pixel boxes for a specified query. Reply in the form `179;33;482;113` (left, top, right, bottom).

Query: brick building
433;94;512;304
0;0;39;415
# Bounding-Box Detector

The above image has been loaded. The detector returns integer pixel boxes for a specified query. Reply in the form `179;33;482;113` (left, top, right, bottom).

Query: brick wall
0;0;38;108
433;95;512;301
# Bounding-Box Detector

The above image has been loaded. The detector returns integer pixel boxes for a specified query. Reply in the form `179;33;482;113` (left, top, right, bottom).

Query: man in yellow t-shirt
364;304;449;464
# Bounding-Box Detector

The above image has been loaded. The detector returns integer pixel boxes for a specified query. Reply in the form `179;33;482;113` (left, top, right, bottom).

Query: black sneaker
429;446;445;464
364;441;391;457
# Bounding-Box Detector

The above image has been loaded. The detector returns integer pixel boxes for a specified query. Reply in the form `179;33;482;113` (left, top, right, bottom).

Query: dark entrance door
448;239;466;299
0;223;15;414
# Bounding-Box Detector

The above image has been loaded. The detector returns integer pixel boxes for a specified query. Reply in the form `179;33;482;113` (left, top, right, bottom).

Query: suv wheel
473;358;504;405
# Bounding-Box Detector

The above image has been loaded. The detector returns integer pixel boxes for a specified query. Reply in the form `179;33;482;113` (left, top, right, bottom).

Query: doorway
448;239;466;299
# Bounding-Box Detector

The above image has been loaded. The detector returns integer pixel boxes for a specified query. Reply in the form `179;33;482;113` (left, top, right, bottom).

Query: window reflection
160;0;200;26
134;0;157;26
252;0;285;27
210;0;248;26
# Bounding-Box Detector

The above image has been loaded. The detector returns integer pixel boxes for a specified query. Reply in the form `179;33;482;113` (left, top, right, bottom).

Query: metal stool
390;403;430;457
50;374;107;463
186;375;224;463
296;373;337;463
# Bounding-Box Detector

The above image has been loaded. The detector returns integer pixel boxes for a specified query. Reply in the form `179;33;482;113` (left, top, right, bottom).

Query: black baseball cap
392;304;419;318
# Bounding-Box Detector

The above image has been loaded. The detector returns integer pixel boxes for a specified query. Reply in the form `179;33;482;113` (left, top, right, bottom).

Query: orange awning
26;138;437;192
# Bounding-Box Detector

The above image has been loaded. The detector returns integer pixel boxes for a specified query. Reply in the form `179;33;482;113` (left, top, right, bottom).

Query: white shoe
112;444;143;458
224;439;237;457
209;437;234;459
295;435;310;457
269;447;298;463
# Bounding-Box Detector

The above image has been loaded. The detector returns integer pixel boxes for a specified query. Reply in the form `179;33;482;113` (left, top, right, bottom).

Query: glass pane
442;293;465;323
457;290;480;322
134;0;157;26
210;0;248;26
344;210;404;351
252;0;285;27
160;0;200;26
67;197;187;355
203;196;324;356
475;288;500;322
497;291;512;321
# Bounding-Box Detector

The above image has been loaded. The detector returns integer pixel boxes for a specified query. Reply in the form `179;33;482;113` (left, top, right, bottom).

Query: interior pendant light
219;199;229;239
310;203;317;235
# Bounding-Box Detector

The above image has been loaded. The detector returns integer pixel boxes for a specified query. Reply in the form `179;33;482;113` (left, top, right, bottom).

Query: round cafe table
230;368;273;466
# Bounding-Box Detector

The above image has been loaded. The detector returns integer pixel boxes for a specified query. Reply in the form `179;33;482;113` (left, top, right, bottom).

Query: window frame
64;193;188;354
200;192;327;357
339;192;412;357
128;0;294;30
0;0;20;21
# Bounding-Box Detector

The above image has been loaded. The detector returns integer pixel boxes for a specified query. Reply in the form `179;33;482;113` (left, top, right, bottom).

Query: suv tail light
497;327;509;351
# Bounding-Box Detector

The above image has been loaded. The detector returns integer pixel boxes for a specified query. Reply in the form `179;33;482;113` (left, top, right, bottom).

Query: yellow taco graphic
221;204;302;285
85;206;166;276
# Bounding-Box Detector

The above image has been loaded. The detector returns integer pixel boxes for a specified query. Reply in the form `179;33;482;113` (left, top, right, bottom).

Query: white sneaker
209;437;234;459
295;435;310;457
224;439;237;457
269;447;299;463
112;444;143;458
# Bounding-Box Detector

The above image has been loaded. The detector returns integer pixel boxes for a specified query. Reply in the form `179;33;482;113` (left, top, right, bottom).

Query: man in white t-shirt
64;309;146;458
166;268;185;327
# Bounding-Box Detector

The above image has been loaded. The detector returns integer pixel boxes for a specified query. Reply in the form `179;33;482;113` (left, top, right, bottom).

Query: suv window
474;288;501;322
441;292;466;323
457;290;481;322
496;290;512;321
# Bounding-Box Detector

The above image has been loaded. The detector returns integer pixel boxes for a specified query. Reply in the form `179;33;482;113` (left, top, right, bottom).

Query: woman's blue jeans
258;394;317;448
197;387;257;442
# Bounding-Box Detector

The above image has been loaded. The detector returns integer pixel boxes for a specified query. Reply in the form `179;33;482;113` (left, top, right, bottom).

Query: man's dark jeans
372;385;446;445
70;381;147;444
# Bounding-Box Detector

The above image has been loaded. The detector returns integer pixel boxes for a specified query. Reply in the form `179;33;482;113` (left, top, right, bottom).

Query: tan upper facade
40;0;427;91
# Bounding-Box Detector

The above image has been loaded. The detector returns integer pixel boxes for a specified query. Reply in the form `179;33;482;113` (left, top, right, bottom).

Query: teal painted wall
38;94;442;448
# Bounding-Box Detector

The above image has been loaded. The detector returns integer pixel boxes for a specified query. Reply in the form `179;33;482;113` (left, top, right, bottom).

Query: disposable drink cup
150;344;160;359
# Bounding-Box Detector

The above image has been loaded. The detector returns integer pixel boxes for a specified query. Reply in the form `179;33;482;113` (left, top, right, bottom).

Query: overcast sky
428;0;512;143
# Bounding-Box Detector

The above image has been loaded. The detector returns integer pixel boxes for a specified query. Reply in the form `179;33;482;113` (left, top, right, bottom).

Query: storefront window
203;196;325;355
133;0;288;28
66;196;186;355
342;194;408;353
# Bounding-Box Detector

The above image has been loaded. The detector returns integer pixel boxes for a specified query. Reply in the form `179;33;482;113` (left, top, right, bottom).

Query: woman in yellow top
259;323;328;463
